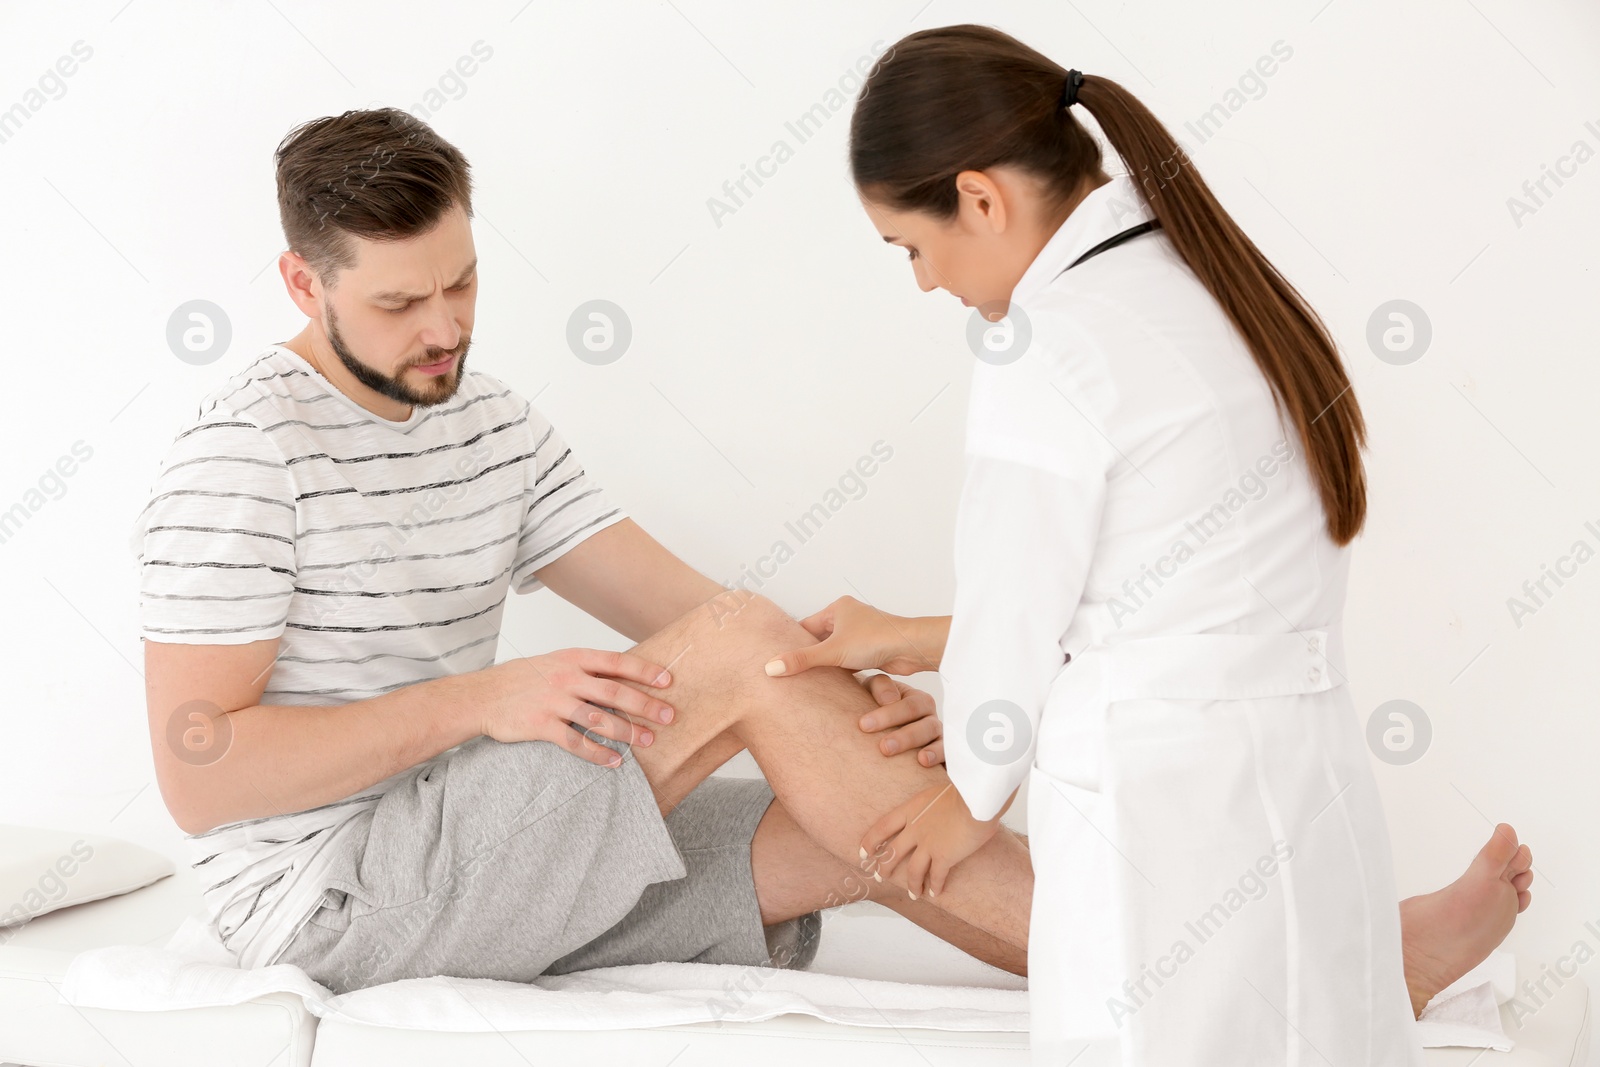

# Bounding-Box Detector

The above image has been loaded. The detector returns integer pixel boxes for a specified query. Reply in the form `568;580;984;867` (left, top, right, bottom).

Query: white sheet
60;912;1029;1032
1414;948;1519;1052
56;905;1513;1048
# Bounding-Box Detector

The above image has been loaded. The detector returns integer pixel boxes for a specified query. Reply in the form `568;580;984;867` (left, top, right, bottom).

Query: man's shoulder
154;348;307;463
189;346;323;427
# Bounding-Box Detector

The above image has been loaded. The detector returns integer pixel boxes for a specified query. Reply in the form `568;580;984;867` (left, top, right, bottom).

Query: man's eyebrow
371;259;478;303
882;235;902;244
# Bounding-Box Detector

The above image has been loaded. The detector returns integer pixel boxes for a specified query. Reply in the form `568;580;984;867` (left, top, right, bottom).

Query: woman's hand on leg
856;674;944;766
859;783;1001;900
763;596;943;678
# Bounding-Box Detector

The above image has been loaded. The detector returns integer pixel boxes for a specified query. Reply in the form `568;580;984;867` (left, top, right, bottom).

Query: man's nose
418;301;461;353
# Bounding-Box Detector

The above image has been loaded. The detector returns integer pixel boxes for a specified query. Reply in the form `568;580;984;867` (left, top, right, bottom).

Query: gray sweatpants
273;730;823;994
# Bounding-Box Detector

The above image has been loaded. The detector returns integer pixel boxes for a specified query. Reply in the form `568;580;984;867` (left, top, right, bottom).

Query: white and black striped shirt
129;343;627;968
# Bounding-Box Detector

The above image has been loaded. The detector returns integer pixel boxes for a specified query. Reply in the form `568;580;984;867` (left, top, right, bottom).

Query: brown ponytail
850;25;1367;544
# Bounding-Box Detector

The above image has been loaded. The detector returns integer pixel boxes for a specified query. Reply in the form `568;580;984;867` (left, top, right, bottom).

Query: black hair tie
1062;69;1085;108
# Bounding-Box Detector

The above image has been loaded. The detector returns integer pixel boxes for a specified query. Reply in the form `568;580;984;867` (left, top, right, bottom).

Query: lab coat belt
1064;628;1345;704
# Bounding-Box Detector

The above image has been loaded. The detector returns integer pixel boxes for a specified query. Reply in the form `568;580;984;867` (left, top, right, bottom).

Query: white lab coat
939;174;1424;1066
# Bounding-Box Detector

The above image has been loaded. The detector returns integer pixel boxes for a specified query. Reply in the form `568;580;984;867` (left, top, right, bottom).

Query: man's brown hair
275;107;474;288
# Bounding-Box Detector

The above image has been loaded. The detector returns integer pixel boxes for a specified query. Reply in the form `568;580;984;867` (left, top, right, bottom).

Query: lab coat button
1307;666;1322;683
1307;634;1322;652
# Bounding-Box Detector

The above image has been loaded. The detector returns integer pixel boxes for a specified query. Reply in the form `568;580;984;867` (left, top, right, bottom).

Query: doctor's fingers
926;857;952;900
765;633;850;677
859;676;933;725
865;837;917;892
860;805;912;870
795;601;840;641
860;684;942;753
877;716;942;759
900;850;934;900
862;672;903;706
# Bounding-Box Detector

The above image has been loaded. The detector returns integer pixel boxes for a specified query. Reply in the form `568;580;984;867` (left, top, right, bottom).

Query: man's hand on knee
478;648;678;767
856;674;944;766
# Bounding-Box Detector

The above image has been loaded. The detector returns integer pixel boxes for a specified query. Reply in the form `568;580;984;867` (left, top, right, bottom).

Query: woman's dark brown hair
275;107;474;289
849;25;1367;544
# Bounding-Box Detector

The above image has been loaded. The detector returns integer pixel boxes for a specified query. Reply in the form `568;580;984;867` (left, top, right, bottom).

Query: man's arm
146;637;485;835
146;634;676;836
530;517;726;642
149;520;712;835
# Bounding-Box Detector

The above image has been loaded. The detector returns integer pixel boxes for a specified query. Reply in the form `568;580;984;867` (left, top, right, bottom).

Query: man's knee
633;591;810;702
699;589;791;631
692;590;807;651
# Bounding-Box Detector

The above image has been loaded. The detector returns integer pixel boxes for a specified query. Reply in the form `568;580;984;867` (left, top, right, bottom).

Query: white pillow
0;824;174;932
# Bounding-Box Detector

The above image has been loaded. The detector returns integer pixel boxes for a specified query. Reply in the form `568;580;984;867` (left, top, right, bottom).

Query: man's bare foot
1400;823;1535;1018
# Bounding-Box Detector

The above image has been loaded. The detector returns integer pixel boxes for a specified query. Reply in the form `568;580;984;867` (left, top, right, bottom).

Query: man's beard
325;302;469;409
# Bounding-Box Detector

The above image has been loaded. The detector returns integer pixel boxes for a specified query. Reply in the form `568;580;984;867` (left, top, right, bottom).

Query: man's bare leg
575;590;1031;952
748;793;1029;975
738;784;1532;999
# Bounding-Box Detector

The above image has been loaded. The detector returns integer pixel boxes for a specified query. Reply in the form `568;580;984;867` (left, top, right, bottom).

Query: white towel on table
1415;949;1519;1052
60;913;1029;1032
58;912;1514;1046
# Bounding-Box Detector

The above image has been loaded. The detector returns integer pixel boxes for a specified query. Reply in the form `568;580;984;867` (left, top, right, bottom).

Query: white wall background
1;0;1596;975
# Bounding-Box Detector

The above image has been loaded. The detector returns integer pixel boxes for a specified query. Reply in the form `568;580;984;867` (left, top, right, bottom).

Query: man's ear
954;169;1009;235
279;251;323;318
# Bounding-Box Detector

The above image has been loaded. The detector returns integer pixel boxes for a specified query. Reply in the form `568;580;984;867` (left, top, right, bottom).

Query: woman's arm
940;453;1103;821
765;600;949;677
901;613;952;672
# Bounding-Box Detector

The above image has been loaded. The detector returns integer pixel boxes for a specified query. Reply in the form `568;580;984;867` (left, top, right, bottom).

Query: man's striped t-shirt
128;342;628;970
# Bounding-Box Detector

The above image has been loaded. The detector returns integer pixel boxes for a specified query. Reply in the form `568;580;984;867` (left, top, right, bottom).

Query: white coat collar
1008;172;1155;309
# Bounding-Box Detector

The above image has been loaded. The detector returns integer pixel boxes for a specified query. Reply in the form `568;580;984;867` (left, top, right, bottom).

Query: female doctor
765;24;1452;1067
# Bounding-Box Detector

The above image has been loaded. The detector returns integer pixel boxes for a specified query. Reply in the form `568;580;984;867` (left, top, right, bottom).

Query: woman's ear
954;169;1009;235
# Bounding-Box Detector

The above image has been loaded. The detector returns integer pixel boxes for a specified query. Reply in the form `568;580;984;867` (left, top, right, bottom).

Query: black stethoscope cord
1057;219;1163;276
